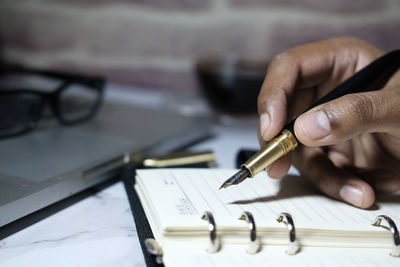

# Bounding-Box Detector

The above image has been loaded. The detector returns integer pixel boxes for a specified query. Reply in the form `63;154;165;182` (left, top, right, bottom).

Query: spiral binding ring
201;211;221;253
371;215;400;257
276;212;299;255
238;211;261;254
144;238;163;264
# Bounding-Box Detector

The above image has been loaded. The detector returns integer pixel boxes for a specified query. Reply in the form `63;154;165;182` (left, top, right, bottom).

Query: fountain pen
219;49;400;190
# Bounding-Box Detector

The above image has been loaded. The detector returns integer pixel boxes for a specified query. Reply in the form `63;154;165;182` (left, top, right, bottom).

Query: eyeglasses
0;65;105;138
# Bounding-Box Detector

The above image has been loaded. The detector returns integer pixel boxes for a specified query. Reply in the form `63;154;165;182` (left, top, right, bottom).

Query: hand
258;36;400;209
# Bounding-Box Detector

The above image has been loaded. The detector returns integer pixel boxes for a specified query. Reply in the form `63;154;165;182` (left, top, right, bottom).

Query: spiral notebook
133;168;400;266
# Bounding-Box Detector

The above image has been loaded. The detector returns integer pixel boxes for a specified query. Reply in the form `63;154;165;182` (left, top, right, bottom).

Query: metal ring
201;211;220;253
371;215;400;257
144;238;163;264
276;212;299;255
238;211;260;254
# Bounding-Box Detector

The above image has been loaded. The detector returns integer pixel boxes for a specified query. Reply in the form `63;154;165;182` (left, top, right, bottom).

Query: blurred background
1;0;400;111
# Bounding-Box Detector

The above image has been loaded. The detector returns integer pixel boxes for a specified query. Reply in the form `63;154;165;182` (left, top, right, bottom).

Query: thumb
294;90;400;146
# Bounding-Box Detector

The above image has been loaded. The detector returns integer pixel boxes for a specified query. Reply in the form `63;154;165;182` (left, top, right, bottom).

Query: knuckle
257;95;269;113
269;51;294;69
257;86;287;113
257;91;268;104
335;93;380;125
389;89;400;120
348;94;375;123
275;51;293;63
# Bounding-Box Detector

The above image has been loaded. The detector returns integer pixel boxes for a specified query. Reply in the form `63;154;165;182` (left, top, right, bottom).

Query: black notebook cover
122;166;161;267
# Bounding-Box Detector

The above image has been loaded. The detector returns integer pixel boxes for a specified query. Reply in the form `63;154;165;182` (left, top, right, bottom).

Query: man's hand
258;36;400;209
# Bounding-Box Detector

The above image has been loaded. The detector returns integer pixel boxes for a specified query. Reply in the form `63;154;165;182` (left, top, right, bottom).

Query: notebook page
136;169;400;232
162;241;400;267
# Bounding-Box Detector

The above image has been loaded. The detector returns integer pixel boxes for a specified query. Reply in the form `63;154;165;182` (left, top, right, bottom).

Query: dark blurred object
196;56;267;114
0;65;105;138
236;149;257;168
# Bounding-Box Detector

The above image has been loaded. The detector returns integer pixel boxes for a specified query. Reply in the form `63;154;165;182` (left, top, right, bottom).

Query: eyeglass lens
0;93;43;137
58;83;100;123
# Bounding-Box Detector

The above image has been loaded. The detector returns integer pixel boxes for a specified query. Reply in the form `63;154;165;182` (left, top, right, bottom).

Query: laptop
0;90;211;229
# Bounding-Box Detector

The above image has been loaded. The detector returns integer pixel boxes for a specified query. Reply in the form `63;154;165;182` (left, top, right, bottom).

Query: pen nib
218;182;232;190
219;169;250;190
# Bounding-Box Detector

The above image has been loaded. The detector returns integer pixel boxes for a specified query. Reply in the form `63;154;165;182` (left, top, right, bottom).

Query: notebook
134;168;400;266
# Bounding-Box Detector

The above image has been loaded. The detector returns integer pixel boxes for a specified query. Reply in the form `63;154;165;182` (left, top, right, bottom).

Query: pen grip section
242;130;298;177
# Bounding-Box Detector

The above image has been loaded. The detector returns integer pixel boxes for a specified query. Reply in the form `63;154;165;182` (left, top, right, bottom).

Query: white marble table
0;123;261;267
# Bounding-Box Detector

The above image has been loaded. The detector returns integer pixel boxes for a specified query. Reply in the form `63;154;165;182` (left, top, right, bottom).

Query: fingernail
339;184;363;207
260;113;270;140
299;111;331;140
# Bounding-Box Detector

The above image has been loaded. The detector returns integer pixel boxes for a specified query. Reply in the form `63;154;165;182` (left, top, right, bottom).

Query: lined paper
163;242;400;267
136;169;400;232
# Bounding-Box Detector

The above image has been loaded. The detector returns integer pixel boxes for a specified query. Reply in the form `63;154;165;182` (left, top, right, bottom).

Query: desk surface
0;123;261;267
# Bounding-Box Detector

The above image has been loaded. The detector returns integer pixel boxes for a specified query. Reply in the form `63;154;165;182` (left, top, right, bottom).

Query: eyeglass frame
0;65;106;136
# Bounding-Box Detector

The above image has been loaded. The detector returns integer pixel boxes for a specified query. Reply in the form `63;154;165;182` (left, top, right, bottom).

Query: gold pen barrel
141;151;216;168
241;129;298;177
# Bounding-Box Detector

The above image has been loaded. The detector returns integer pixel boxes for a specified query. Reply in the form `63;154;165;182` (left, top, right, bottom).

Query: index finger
258;39;337;141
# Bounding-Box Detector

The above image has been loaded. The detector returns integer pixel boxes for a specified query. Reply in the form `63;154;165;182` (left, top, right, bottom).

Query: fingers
294;89;400;147
266;155;291;178
350;168;400;194
257;41;336;179
258;123;291;178
258;42;335;141
293;146;375;208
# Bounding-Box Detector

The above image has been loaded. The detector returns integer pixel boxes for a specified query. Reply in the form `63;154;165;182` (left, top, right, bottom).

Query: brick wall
1;0;399;95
